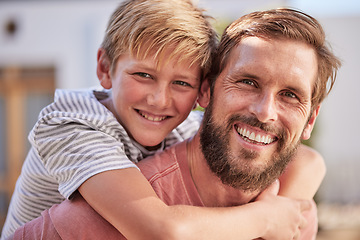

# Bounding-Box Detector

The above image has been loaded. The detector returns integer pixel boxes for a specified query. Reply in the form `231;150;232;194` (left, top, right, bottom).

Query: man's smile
235;124;277;145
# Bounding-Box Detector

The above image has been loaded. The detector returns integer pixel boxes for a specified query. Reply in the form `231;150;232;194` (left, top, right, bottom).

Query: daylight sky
289;0;360;17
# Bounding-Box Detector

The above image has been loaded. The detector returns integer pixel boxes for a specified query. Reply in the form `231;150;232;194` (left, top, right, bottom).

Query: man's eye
135;72;152;78
240;79;255;86
173;80;192;88
282;91;297;99
284;92;296;98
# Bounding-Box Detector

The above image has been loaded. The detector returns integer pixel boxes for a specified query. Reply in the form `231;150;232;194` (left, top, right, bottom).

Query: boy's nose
147;87;171;108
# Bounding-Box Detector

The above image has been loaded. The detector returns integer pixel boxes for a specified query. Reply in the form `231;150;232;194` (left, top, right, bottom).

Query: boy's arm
277;144;326;240
79;168;310;240
278;144;326;199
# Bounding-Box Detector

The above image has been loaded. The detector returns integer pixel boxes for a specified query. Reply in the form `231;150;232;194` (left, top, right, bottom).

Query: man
10;8;340;240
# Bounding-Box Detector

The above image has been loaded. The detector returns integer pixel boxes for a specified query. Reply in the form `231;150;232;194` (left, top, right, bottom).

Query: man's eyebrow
241;73;260;80
228;69;260;80
285;85;309;99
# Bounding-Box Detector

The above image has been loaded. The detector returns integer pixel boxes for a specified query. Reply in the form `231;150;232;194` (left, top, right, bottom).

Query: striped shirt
1;88;202;239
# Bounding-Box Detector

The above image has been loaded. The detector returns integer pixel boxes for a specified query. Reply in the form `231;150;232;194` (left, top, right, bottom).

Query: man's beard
200;99;300;192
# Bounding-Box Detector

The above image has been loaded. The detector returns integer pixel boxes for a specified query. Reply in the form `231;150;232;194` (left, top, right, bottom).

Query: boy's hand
254;180;312;240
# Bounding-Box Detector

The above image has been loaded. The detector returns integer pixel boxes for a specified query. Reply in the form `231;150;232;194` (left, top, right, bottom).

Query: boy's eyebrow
174;72;200;81
133;62;200;82
132;62;156;71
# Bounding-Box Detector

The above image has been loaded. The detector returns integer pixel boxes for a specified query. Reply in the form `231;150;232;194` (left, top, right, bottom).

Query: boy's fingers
259;179;280;198
299;199;312;212
269;179;280;195
299;215;308;229
293;229;300;240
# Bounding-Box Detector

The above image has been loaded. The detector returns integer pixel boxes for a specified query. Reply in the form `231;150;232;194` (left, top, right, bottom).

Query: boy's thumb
257;179;280;200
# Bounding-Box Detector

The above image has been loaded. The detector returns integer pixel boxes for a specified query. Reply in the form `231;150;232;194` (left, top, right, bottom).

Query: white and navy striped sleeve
29;89;140;199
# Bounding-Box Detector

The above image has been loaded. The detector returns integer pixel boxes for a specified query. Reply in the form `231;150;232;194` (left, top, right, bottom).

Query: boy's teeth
140;111;166;122
236;126;275;145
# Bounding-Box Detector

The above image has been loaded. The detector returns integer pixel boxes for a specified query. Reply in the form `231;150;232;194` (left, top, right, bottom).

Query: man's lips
235;124;277;145
136;109;169;122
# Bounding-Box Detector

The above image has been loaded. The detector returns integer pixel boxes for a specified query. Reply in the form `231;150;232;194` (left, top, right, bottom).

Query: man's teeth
140;112;166;122
236;126;274;145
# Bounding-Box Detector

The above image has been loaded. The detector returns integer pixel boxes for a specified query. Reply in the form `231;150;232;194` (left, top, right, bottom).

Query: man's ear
96;48;112;89
302;105;321;140
197;79;211;108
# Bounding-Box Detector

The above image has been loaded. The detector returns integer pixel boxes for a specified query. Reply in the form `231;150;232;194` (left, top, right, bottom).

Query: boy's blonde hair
101;0;218;79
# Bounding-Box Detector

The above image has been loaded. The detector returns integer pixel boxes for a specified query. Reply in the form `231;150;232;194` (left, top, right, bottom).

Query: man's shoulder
138;142;186;182
137;141;202;206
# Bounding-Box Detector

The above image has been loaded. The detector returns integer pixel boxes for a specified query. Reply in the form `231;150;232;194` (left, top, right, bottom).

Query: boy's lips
136;109;169;122
235;124;278;145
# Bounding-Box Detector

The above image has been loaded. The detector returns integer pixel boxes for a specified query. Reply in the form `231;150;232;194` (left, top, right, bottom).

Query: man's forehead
221;37;318;94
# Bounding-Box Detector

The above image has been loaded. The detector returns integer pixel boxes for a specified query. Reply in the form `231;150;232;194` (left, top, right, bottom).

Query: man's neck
187;131;261;207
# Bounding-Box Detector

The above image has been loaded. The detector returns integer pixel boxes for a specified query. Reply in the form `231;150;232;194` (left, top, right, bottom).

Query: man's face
199;37;320;191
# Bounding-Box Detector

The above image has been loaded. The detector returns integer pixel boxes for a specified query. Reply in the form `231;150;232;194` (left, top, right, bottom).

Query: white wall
311;16;360;203
0;1;118;89
198;0;286;19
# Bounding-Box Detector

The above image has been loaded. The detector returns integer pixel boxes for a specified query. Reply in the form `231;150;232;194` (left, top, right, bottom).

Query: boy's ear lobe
302;105;321;140
197;79;211;108
97;48;112;89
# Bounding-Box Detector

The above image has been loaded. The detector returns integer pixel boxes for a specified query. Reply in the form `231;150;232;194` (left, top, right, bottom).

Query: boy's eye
173;80;193;88
134;72;152;79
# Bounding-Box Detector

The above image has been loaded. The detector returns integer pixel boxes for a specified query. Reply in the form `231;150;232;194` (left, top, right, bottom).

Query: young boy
1;1;327;239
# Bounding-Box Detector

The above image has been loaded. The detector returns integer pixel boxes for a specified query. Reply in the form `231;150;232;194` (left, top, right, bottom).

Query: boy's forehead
121;49;201;80
132;48;199;70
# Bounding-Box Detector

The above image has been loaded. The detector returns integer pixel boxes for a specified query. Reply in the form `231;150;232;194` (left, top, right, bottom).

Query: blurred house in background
0;1;117;229
1;0;359;237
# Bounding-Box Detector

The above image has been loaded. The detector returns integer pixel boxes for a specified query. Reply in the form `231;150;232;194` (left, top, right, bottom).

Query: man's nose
249;93;278;123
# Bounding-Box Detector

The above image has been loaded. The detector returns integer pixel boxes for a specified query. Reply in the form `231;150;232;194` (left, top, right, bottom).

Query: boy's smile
137;109;168;122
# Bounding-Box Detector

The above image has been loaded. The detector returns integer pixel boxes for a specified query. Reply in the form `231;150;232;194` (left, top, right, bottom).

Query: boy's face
97;49;201;148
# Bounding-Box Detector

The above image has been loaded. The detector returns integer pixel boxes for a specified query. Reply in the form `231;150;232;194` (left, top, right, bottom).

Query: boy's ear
302;105;321;140
197;78;211;108
97;48;112;89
